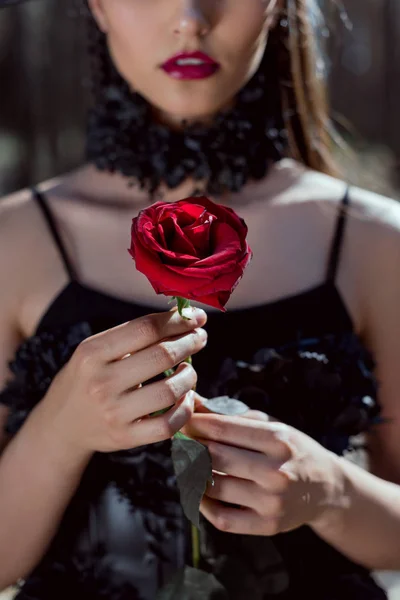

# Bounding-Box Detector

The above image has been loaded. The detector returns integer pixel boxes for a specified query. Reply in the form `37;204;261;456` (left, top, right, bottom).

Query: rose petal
183;216;214;257
168;221;198;256
159;202;204;221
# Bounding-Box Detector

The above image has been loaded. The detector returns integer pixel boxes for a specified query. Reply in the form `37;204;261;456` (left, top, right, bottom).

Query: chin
172;106;221;123
152;95;234;127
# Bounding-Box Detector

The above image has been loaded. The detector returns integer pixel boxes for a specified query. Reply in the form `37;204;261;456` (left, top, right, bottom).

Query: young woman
0;1;400;598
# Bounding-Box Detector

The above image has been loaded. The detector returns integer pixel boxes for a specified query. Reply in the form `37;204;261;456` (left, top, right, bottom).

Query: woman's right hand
37;308;207;459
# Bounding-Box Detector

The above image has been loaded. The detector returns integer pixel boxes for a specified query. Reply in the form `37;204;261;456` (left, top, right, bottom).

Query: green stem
191;524;200;569
175;296;192;319
187;353;201;570
164;299;202;568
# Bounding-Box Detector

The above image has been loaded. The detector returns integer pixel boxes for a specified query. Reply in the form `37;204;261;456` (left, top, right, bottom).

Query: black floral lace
210;331;382;456
0;322;92;435
14;549;142;600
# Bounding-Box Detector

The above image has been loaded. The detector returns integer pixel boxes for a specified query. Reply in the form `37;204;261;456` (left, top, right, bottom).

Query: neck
67;164;209;209
152;98;235;131
68;160;300;214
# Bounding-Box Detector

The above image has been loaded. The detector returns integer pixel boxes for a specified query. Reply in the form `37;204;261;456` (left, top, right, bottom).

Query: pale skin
0;0;400;590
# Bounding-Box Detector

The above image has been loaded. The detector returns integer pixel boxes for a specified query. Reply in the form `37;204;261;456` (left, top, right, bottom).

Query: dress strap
326;187;351;283
31;187;77;281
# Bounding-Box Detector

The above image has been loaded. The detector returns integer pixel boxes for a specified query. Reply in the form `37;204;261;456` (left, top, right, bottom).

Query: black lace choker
86;51;288;198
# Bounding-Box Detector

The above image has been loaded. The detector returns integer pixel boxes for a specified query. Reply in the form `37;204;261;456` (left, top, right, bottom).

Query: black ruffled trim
199;517;388;600
210;331;381;456
14;548;143;600
0;321;92;435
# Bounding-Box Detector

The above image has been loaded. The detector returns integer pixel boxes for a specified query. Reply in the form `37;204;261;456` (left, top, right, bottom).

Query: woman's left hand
182;396;346;536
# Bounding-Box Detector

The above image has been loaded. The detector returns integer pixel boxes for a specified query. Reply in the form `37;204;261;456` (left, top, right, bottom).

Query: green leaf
156;566;228;600
172;436;213;528
201;396;249;416
176;297;192;320
174;431;191;441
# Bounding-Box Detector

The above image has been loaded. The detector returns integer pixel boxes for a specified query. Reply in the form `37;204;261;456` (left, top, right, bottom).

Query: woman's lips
161;51;220;80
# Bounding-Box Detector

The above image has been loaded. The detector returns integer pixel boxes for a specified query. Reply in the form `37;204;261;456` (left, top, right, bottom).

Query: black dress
0;189;387;599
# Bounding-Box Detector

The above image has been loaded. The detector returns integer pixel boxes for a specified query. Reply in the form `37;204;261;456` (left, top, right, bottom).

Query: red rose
128;197;252;311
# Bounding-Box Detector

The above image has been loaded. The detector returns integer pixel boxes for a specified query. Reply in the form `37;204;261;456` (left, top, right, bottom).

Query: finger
77;308;207;364
200;496;264;536
201;439;288;484
193;393;212;413
205;473;260;511
129;390;195;447
109;327;207;391
242;410;273;422
116;362;197;422
185;414;292;461
194;396;272;421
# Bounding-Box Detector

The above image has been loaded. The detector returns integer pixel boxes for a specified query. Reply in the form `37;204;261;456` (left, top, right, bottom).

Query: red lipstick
161;51;220;80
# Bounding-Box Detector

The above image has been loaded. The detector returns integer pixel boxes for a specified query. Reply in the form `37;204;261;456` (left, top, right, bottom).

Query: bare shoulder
304;165;400;260
298;164;400;230
275;161;400;243
0;187;39;314
0;175;71;328
277;161;400;322
0;189;38;420
346;184;400;242
305;166;400;322
0;173;66;235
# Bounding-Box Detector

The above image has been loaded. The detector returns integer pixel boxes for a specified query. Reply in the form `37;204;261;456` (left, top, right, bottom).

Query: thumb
241;410;271;422
193;392;212;413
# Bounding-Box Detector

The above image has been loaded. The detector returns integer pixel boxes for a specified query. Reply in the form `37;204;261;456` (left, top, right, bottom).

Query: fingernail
196;328;208;343
182;307;207;325
176;361;190;373
186;389;195;409
194;308;207;325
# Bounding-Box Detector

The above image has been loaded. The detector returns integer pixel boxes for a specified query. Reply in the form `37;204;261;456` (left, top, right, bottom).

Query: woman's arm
312;189;400;568
357;193;400;485
0;407;91;589
185;409;400;571
310;457;400;570
0;198;92;588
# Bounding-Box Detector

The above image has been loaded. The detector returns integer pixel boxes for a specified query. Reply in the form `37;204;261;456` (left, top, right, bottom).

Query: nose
174;0;211;38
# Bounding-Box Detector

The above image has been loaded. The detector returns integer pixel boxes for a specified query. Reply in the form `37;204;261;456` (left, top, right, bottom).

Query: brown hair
278;0;338;176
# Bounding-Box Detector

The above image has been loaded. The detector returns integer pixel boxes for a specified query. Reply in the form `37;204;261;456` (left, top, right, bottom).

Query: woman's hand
35;308;208;460
183;397;346;536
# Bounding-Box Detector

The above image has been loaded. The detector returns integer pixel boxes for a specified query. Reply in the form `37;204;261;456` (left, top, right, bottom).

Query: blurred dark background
0;0;87;194
0;0;399;198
